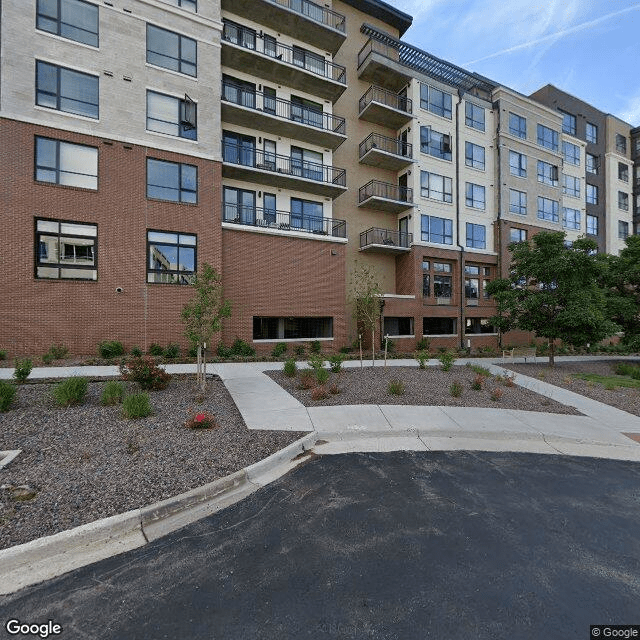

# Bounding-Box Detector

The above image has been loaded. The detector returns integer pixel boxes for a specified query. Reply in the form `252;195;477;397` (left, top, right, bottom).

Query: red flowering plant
185;408;219;430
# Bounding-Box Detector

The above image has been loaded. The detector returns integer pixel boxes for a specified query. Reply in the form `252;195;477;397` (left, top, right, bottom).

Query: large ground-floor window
423;317;457;335
465;318;497;334
383;317;414;337
253;317;333;340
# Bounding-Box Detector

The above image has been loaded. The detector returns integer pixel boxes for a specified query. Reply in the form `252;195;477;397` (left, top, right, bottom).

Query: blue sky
392;0;640;126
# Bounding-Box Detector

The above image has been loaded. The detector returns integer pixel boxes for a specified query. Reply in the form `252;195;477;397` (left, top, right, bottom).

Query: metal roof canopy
361;24;497;95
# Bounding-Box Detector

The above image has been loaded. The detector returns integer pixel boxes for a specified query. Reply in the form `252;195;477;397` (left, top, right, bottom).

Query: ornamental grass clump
185;410;219;429
471;374;484;391
122;393;152;419
311;386;329;401
271;342;287;358
163;343;180;359
415;350;429;369
120;356;171;390
450;381;463;397
101;380;125;406
490;387;504;402
283;358;297;378
53;377;88;407
13;358;32;384
388;379;405;396
98;340;124;359
315;367;330;386
0;381;17;412
438;350;456;372
298;372;316;390
328;353;345;373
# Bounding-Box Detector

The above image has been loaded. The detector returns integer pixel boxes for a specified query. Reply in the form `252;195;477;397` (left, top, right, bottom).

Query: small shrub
130;346;143;358
536;372;546;380
384;339;396;354
13;358;32;384
122;393;152;419
388;379;405;396
120;356;171;390
438;350;456;372
339;345;352;354
187;343;198;358
283;358;297;378
310;340;322;354
328;353;345;373
467;364;491;377
329;383;340;395
490;387;504;402
148;343;163;357
0;349;7;361
216;342;231;358
98;340;124;359
163;343;180;359
415;350;429;369
416;337;430;351
471;374;484;391
311;386;329;401
101;380;125;406
271;342;288;358
298;372;316;390
49;344;69;359
293;344;306;357
229;338;256;357
307;354;325;372
185;410;219;429
0;381;17;412
504;374;516;388
615;362;640;380
53;377;88;407
450;381;462;397
315;368;330;385
42;352;54;365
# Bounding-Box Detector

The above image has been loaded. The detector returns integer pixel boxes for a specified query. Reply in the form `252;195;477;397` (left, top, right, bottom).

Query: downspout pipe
455;88;465;350
494;100;504;348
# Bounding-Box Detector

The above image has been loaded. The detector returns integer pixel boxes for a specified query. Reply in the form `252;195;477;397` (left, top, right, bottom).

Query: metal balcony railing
357;38;402;69
222;142;346;187
222;21;346;84
359;227;412;249
359;133;412;160
222;80;346;135
359;85;412;115
223;204;346;238
264;0;345;32
359;179;413;204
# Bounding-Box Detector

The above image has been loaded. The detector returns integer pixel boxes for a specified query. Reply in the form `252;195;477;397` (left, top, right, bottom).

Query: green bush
49;344;69;359
0;349;7;361
467;364;491;377
470;374;484;391
120;356;171;390
614;362;640;380
384;338;396;354
13;358;32;384
388;379;405;396
416;337;430;351
163;343;180;359
310;340;322;354
328;353;345;373
415;350;429;369
283;358;297;377
450;381;462;397
187;343;198;358
148;343;164;356
315;368;330;385
217;338;256;359
98;340;124;359
0;381;17;411
122;393;152;419
293;344;306;357
42;352;55;365
101;380;125;406
438;350;456;372
339;345;352;354
53;377;88;407
271;342;288;358
307;354;325;372
217;342;231;358
130;346;143;358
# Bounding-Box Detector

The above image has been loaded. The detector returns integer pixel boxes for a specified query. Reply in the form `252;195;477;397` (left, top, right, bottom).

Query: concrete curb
0;433;317;596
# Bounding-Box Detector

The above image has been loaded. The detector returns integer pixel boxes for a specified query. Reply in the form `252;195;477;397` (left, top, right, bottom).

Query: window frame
559;110;576;135
465;102;485;131
536;124;559;151
537;160;559;186
465;182;486;210
146;23;197;77
146;157;198;204
420;171;452;203
465;222;486;250
146;229;197;285
586;214;598;236
509;112;526;139
586;122;597;144
253;316;333;341
562;140;580;166
465;141;485;171
420;126;452;161
562;207;581;230
34;135;98;190
509;150;527;177
36;0;99;47
146;90;197;140
420;215;453;245
618;163;629;182
586;153;599;174
419;83;452;119
537;196;559;223
509;228;527;243
509;189;527;216
586;183;599;205
618;191;629;211
619;220;629;240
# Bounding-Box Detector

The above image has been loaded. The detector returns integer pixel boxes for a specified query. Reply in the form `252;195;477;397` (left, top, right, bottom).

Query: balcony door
291;95;323;129
222;75;255;109
291;146;323;181
291;198;323;232
223;130;255;166
398;216;409;247
223;187;256;224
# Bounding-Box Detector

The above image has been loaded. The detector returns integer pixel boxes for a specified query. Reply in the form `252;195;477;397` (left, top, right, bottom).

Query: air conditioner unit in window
180;94;197;130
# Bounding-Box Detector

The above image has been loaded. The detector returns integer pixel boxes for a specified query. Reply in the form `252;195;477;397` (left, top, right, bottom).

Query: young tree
486;231;617;366
350;263;382;365
181;263;231;390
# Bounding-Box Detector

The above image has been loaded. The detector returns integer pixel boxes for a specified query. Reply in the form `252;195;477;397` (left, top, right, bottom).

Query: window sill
147;196;199;206
34;105;99;123
145;129;198;144
145;62;198;82
253;338;334;343
36;30;99;51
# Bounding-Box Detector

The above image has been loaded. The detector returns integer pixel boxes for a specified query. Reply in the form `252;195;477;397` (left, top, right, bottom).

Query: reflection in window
36;60;99;119
35;137;98;189
147;158;197;203
37;0;99;46
147;230;196;284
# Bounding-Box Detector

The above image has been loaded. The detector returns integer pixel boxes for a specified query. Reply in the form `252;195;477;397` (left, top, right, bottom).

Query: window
147;24;197;77
562;207;581;230
222;75;255;108
421;215;453;245
618;163;629;182
465;183;485;210
423;317;456;335
36;60;98;118
537;124;559;151
419;84;452;119
223;186;255;223
222;130;255;166
619;221;629;240
420;126;451;161
292;46;326;76
563;175;580;198
559;110;576;135
37;0;98;46
586;122;597;144
147;230;196;284
263;193;276;224
420;171;452;202
465;102;485;131
291;95;323;128
509;189;527;216
618;192;629;211
510;228;527;243
35;218;97;280
291;147;324;181
165;0;196;10
562;141;580;166
223;19;255;49
147;91;196;139
466;223;486;249
537;160;559;186
537;196;559;222
586;153;599;174
616;134;627;154
253;317;333;340
35;136;97;189
465;274;479;299
586;215;598;235
465;142;485;170
291;198;324;232
383;317;414;337
586;184;598;205
465;318;496;334
508;151;526;177
509;113;526;139
422;260;430;297
147;158;197;203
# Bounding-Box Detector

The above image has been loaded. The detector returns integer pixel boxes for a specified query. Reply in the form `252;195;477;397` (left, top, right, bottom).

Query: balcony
358;180;413;213
359;227;412;252
223;204;347;238
220;0;346;54
221;80;346;150
222;142;347;198
359;133;413;171
357;38;413;92
359;85;413;129
221;21;346;101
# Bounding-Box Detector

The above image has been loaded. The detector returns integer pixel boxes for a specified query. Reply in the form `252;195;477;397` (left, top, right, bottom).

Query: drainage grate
0;450;22;470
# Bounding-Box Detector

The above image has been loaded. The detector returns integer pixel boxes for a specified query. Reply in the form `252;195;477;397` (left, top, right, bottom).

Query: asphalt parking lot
2;450;640;639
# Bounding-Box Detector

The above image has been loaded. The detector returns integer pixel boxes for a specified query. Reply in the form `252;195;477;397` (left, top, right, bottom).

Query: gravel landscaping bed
267;365;581;414
0;377;305;550
504;359;640;417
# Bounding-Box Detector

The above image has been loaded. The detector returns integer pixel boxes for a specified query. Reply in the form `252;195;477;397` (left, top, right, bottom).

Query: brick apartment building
0;0;636;356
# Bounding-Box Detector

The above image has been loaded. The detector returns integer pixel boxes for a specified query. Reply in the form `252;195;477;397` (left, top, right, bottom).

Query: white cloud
620;95;640;126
